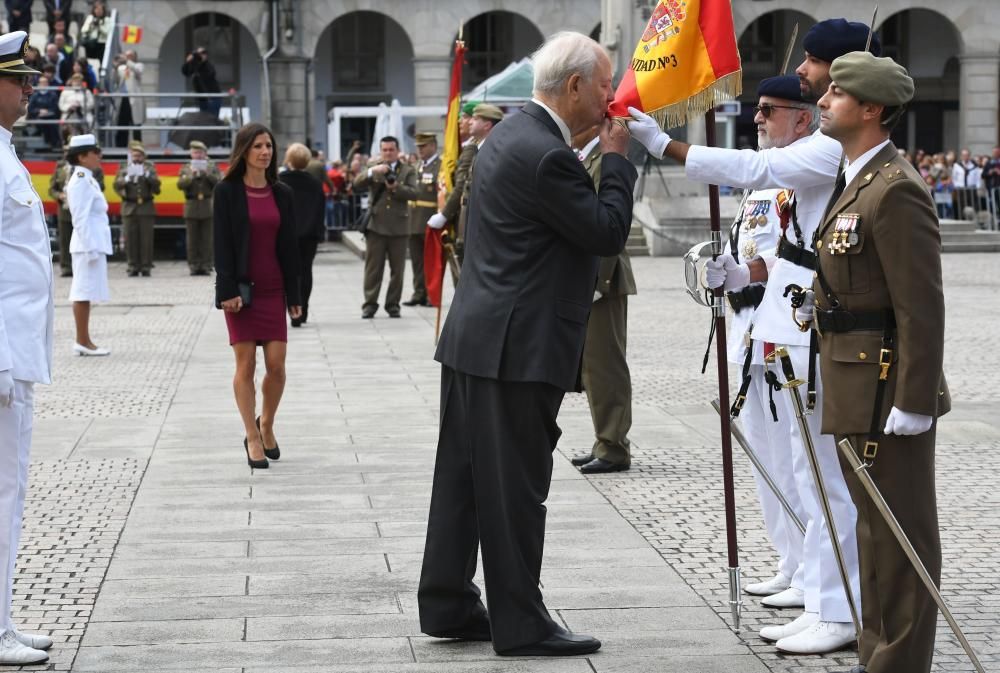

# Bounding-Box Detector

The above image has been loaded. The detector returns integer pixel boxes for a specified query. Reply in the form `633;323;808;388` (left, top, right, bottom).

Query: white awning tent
465;58;534;104
327;100;447;161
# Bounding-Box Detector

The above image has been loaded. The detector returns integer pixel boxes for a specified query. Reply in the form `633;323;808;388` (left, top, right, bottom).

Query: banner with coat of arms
609;0;742;129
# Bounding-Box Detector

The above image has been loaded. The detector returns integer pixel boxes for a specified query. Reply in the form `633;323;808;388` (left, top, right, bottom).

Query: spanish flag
609;0;741;128
425;38;466;309
122;25;143;44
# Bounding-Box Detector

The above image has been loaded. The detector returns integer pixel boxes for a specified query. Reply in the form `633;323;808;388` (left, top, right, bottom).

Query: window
185;13;239;92
332;12;384;90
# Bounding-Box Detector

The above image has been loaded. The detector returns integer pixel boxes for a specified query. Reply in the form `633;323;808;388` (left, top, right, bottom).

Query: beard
758;129;792;150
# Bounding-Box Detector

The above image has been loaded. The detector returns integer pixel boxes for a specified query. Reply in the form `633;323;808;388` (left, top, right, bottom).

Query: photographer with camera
353;136;418;318
181;47;221;117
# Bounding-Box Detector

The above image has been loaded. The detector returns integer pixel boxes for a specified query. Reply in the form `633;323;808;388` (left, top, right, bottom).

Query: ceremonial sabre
780;23;799;75
865;6;879;52
837;438;988;673
711;400;806;536
774;347;862;642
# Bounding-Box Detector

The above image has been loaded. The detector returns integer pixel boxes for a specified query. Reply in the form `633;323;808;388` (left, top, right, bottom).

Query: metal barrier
953;187;999;231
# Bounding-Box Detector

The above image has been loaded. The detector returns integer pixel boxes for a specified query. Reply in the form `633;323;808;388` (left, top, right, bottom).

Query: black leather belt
816;308;896;333
726;285;766;312
777;237;816;270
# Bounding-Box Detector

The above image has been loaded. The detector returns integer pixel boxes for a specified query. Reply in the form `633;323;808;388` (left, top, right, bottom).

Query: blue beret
803;19;881;63
757;75;805;102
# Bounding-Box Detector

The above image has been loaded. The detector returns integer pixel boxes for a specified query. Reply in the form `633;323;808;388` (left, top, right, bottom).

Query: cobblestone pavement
9;246;999;672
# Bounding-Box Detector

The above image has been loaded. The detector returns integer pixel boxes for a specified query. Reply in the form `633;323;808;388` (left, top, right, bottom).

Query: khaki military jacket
582;142;637;297
352;160;419;237
813;142;950;434
177;160;222;219
408;154;441;235
441;141;477;233
113;160;161;217
50;160;104;220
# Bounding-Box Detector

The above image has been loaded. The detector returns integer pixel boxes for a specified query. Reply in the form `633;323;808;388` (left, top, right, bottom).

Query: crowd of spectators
903;146;1000;222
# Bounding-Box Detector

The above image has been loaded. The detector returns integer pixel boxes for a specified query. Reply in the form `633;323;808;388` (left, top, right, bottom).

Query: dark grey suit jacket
434;102;638;392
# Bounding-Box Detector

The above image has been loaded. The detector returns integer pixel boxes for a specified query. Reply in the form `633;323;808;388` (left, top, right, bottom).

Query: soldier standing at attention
177;140;221;276
403;132;440;307
113;140;160;277
807;51;949;673
50;147;104;278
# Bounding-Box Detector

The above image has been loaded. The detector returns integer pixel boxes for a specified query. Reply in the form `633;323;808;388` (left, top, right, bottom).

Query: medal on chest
742;200;771;232
830;213;860;254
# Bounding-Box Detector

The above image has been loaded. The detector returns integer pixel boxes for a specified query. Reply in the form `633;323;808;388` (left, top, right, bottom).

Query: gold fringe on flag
647;71;743;130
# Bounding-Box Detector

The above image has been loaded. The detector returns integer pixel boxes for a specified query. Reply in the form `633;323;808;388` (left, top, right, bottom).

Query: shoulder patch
76;171;84;177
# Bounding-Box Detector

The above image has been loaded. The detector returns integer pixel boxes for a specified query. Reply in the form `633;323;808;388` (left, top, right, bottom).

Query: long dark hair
224;122;278;184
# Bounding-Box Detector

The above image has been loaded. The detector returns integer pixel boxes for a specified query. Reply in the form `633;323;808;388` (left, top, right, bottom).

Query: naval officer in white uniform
0;30;56;666
66;134;112;357
628;19;879;656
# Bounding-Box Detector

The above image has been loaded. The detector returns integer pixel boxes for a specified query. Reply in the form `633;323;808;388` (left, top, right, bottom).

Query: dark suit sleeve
274;183;302;307
872;179;944;416
535;149;636;257
213;182;239;306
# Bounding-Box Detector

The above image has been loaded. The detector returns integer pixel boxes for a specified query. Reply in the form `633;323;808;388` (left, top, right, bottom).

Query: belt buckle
878;348;893;381
732;394;746;412
863;440;879;460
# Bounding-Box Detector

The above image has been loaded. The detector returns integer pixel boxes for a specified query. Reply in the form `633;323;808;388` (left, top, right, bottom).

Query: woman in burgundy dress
214;123;301;469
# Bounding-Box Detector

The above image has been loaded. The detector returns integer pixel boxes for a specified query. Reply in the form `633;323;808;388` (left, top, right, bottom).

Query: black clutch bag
238;281;253;309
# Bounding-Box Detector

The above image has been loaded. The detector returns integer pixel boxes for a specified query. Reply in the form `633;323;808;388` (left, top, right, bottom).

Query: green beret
830;51;914;107
473;103;504;122
461;100;481;117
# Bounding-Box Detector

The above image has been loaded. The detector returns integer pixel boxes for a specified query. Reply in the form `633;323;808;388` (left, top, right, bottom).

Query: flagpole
704;107;742;631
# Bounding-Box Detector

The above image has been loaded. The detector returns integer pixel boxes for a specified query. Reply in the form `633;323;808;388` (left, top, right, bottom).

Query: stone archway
460;10;545;90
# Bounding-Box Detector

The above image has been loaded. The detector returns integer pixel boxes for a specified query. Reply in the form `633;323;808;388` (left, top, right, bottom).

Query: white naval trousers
780;345;861;623
740;364;806;590
0;380;34;631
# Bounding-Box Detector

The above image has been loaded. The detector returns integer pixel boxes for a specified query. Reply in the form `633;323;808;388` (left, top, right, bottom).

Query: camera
385;171;397;186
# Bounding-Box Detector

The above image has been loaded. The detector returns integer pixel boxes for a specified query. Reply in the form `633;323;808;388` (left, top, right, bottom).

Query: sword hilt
773;346;805;388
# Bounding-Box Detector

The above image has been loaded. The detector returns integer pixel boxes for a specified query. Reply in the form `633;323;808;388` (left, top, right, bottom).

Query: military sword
780;23;799;75
774;347;862;643
865;6;879;52
711;399;806;536
837;438;988;673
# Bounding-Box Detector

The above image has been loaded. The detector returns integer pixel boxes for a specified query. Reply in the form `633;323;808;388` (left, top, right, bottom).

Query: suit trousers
740;363;806;589
363;231;407;311
124;214;154;272
0;381;34;631
297;238;318;316
839;429;940;673
185;216;213;272
57;213;72;273
581;294;631;465
407;232;427;302
419;366;564;652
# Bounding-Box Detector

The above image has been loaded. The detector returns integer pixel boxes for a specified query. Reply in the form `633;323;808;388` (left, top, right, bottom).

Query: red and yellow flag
609;0;741;128
122;25;143;44
425;38;466;309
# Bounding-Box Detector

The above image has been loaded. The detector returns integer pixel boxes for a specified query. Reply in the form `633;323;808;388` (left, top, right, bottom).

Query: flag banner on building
609;0;741;129
425;37;466;308
122;25;143;44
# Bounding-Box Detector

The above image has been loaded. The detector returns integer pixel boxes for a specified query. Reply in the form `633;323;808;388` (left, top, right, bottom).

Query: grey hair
804;105;820;133
531;31;608;97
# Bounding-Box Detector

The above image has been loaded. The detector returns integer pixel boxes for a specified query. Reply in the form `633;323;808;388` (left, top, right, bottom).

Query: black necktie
824;171;847;217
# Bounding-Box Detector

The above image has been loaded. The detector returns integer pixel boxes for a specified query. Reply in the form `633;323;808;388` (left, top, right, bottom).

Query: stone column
266;55;310;148
959;52;1000;155
412;54;452;134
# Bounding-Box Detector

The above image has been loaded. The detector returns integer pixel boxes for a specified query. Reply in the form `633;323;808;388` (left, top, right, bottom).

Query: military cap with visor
414;132;437;146
0;31;41;76
66;133;100;157
129;140;147;154
188;140;208;151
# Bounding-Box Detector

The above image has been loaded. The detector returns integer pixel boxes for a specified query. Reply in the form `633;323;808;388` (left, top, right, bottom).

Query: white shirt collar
578;135;601;160
0;126;11;147
531;98;572;146
422;153;439;165
844;138;891;186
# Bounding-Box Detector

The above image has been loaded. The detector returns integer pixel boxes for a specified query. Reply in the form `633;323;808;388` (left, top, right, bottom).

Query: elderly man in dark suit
418;31;637;657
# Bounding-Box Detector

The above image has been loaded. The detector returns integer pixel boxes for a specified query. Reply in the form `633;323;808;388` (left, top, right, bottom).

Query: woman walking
214;123;301;469
278;143;325;327
66;134;112;357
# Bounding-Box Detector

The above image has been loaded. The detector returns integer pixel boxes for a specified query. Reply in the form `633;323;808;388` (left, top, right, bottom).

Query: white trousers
739;364;806;590
0;380;34;631
779;345;861;623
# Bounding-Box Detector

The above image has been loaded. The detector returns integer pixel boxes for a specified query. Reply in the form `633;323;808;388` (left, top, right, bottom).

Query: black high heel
244;437;269;469
256;416;281;461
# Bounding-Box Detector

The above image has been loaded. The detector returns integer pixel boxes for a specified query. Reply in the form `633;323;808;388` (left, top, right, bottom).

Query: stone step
943;240;1000;253
941;229;1000;252
940;219;981;233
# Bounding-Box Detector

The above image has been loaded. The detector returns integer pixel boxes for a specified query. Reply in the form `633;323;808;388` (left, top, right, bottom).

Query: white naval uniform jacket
724;188;782;366
687;131;841;348
0;127;54;384
67;165;113;255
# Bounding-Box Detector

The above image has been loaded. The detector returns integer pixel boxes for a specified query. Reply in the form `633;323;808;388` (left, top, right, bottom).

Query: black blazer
435;102;638;392
278;170;326;241
213;179;302;308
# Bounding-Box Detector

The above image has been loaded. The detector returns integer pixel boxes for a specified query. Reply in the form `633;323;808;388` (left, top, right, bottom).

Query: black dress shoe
402;298;421;306
290;318;302;328
386;307;401;318
498;627;601;657
255;416;280;460
127;270;138;277
570;453;594;467
362;307;377;319
579;458;629;474
141;270;151;277
425;617;492;641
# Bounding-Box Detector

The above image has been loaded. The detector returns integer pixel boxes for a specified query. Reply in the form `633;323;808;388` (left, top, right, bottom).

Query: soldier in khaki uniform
570;127;637;473
354;135;419;318
806;52;950;673
113;141;160;276
403;132;440;307
177;140;221;276
50;150;104;277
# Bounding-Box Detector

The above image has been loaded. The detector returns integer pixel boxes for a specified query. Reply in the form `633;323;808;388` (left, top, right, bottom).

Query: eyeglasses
754;103;805;119
1;75;33;89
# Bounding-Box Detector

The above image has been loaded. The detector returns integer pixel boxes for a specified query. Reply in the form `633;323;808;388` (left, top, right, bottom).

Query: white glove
626;106;671;159
704;256;750;291
794;289;815;324
0;370;13;408
427;212;447;230
883;406;934;436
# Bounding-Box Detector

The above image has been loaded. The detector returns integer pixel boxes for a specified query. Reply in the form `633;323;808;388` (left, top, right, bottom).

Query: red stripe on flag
699;0;741;78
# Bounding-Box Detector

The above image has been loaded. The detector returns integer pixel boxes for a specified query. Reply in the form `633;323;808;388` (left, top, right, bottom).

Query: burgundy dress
225;184;287;344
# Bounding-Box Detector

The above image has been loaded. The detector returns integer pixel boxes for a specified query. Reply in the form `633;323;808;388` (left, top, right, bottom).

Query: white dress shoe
13;629;52;651
760;586;805;608
745;572;792;596
759;610;818;642
776;620;856;654
0;630;48;665
73;343;111;356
